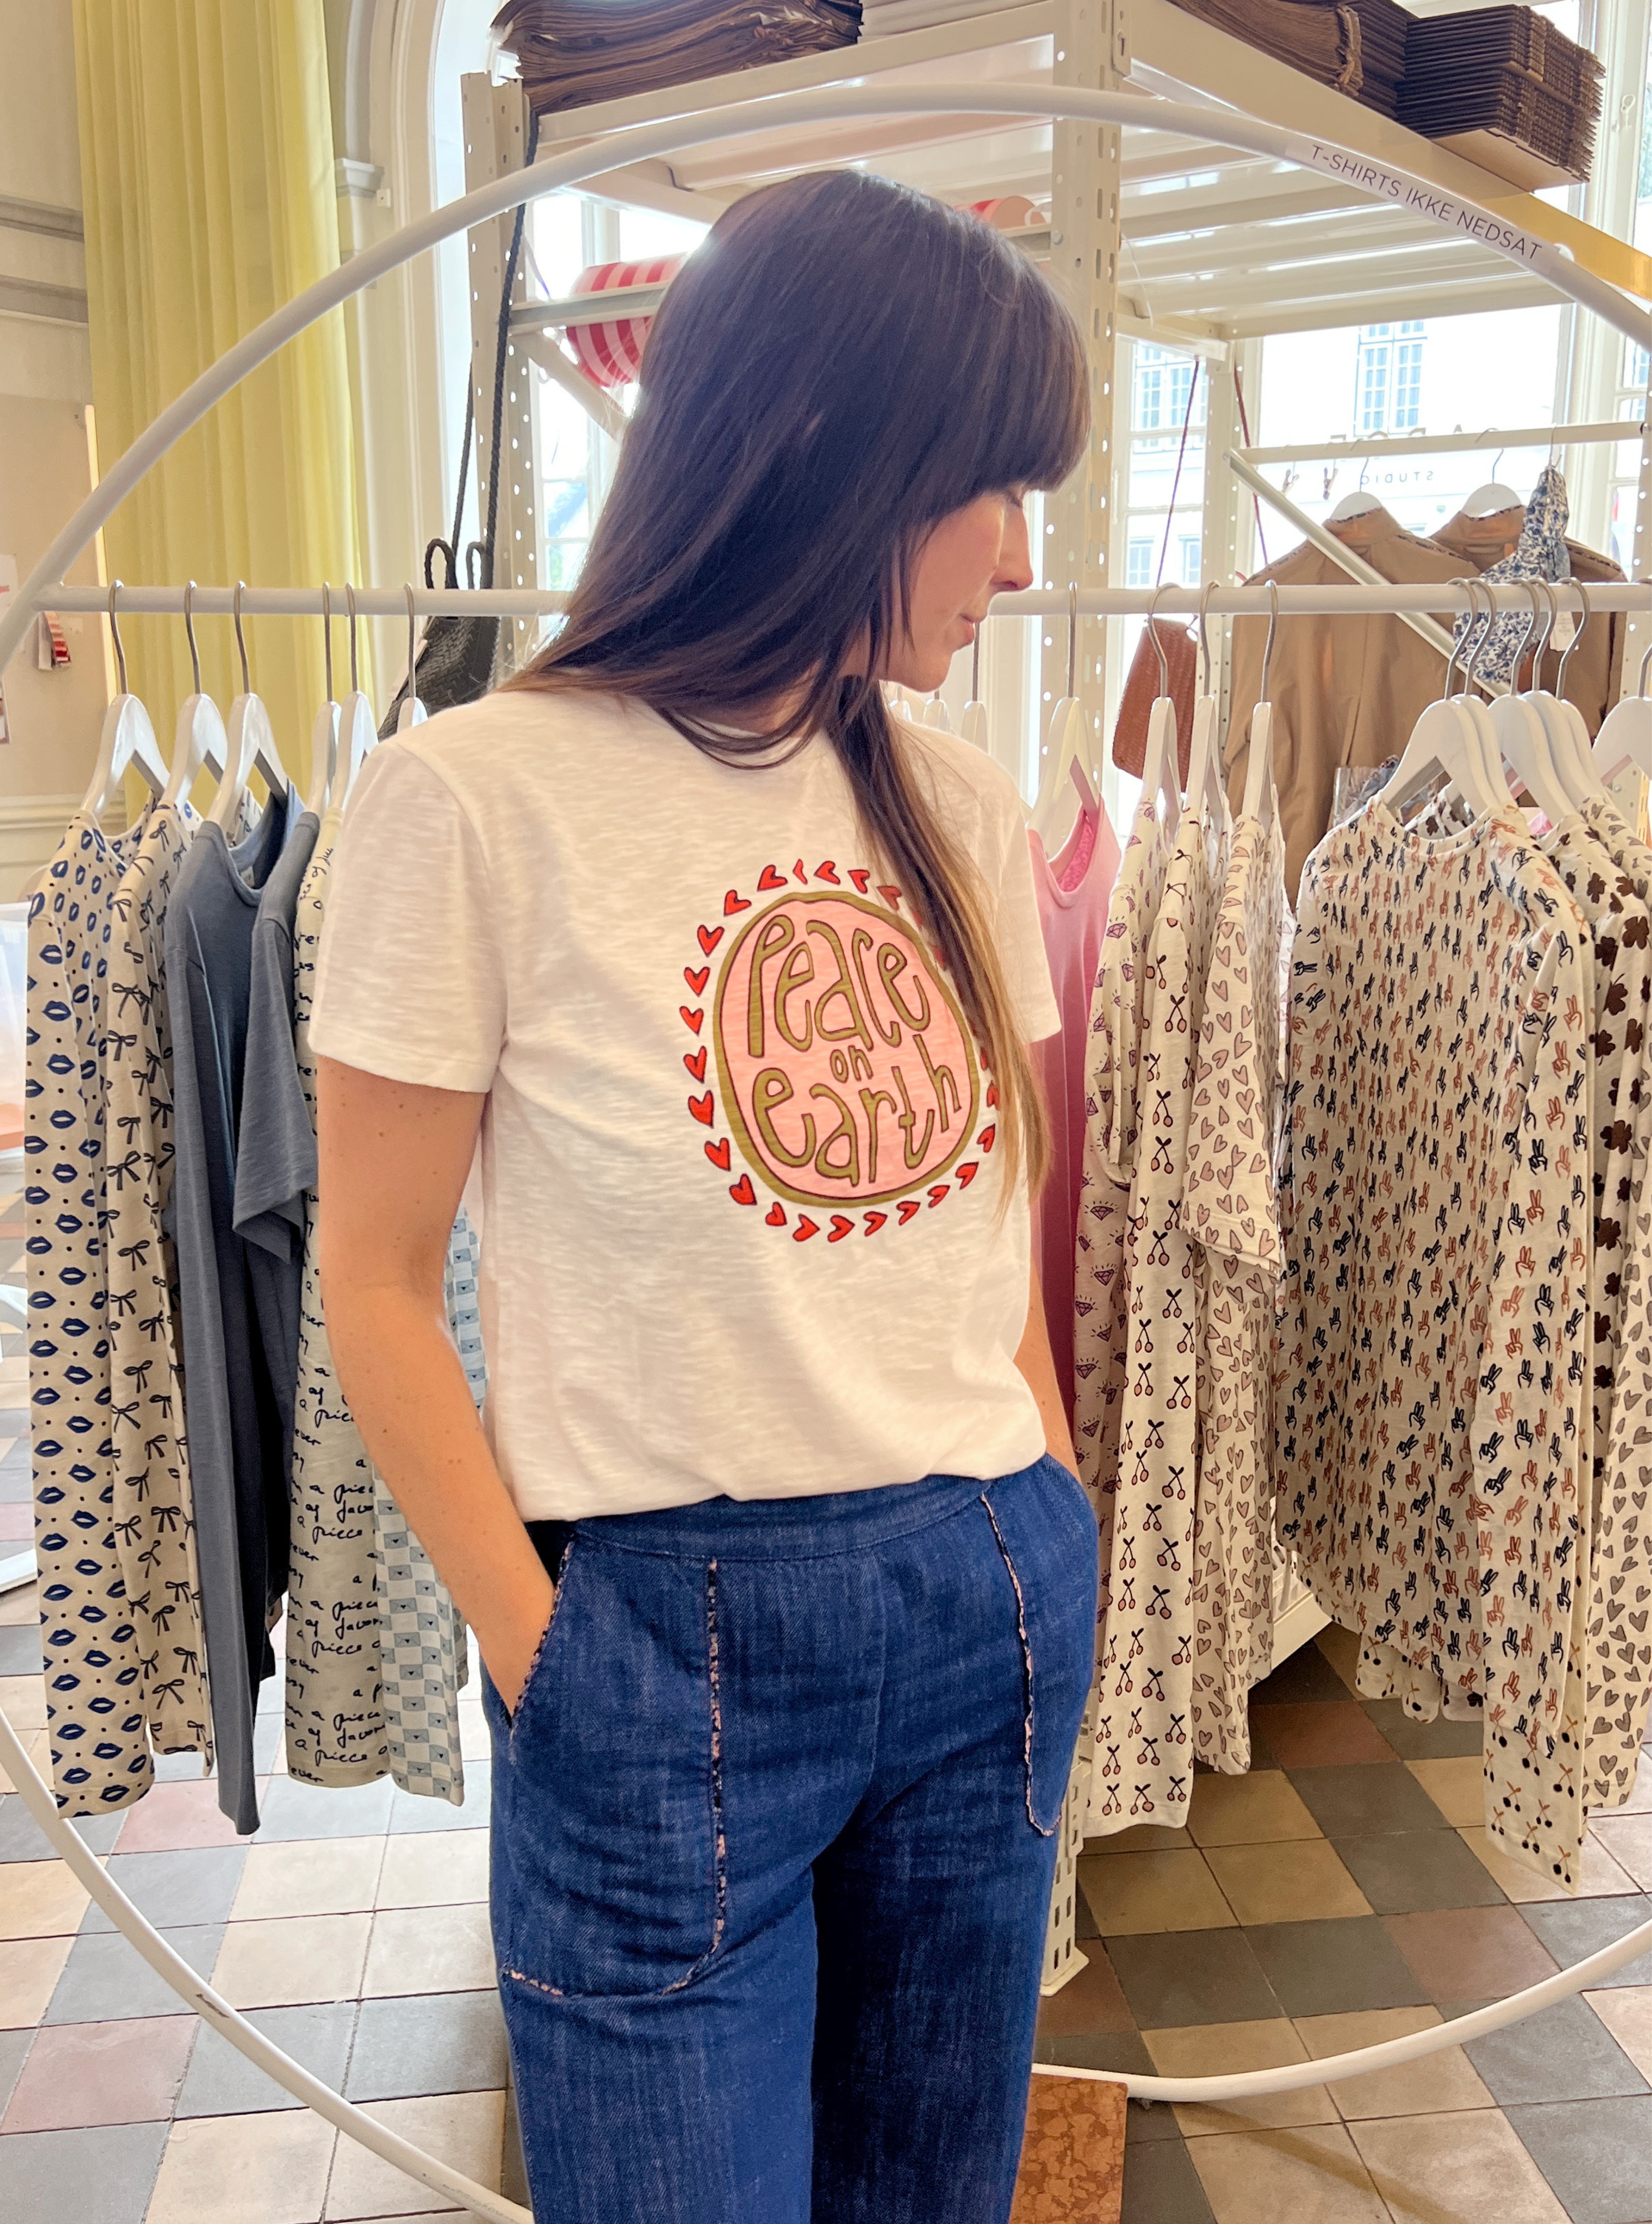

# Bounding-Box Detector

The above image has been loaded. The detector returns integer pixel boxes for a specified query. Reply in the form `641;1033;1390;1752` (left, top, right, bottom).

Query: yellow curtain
72;0;369;792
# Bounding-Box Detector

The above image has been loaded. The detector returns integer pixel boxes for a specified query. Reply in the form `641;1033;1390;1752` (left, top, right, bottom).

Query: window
1357;321;1425;434
1127;538;1154;588
1133;344;1202;433
1178;534;1201;585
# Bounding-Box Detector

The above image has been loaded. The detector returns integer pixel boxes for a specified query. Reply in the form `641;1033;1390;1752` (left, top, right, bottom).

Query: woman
312;167;1098;2224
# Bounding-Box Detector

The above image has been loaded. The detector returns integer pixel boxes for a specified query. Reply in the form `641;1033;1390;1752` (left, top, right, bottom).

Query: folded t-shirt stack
492;0;860;114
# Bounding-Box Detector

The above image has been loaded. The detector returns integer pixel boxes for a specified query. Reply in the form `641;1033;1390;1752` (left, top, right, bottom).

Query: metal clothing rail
39;581;1652;622
3;75;1652;2218
1236;418;1648;468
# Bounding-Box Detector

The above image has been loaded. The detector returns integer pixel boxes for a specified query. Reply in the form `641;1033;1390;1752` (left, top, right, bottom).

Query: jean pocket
505;1542;577;1747
981;1462;1099;1835
491;1542;726;2001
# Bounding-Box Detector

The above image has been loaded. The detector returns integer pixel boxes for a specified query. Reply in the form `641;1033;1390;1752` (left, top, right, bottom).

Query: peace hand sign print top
309;692;1059;1520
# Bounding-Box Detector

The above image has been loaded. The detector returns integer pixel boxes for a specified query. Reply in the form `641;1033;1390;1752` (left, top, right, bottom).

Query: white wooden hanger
336;582;379;802
1468;578;1575;826
1031;585;1096;845
304;581;340;817
921;690;951;732
959;625;989;753
1139;584;1181;835
1328;487;1383;523
1594;594;1652;785
1240;580;1279;827
1546;580;1609;801
1182;582;1229;832
162;579;227;811
1376;579;1509;821
208;581;290;830
1461;480;1523;519
78;580;168;820
1505;579;1603;809
395;584;429;734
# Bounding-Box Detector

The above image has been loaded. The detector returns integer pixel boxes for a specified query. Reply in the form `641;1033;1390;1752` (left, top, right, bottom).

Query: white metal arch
3;82;1651;2215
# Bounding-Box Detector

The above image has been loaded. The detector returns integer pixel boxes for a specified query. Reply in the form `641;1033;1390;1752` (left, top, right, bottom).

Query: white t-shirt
309;690;1060;1519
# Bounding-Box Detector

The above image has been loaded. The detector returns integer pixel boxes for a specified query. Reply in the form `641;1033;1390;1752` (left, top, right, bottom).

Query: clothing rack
1235;417;1648;468
6;71;1652;2211
35;581;1652;622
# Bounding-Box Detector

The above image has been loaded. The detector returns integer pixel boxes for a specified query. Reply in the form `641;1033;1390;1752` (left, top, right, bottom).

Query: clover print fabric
1574;791;1652;1805
1183;810;1288;1772
1276;802;1594;1887
28;810;158;1815
1089;803;1224;1834
1539;817;1652;1812
102;801;212;1766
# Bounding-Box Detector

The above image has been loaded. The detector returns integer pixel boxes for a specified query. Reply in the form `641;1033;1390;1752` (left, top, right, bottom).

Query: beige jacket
1224;504;1627;902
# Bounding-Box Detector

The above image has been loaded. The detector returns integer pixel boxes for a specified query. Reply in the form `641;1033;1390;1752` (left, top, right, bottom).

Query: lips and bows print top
309;693;1061;1519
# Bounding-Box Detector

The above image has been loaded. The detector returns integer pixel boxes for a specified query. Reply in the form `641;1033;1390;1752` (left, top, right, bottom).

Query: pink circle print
713;891;981;1207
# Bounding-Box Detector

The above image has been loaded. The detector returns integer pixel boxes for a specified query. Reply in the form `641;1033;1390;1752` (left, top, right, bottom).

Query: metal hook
405;585;419;711
321;582;333;704
1444;578;1473;697
970;619;981;705
1146;585;1174;695
345;583;359;693
1066;582;1078;700
107;578;127;696
1259;580;1280;707
1557;578;1590;702
1464;578;1494;698
183;580;201;694
1514;581;1544;690
1198;582;1218;698
233;582;250;695
1535;580;1560;678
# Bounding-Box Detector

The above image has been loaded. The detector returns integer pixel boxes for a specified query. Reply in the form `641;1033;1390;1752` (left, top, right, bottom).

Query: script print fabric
1074;799;1173;1575
1573;791;1652;1803
102;801;212;1762
1183;810;1288;1771
27;813;157;1813
284;819;388;1787
1276;802;1593;1887
1090;805;1223;1833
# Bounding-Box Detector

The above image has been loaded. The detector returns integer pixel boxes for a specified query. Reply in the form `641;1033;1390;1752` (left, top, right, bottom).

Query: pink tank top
1029;798;1122;1426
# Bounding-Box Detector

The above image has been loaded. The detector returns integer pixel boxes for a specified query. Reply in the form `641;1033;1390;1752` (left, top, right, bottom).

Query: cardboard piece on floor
1011;2073;1127;2222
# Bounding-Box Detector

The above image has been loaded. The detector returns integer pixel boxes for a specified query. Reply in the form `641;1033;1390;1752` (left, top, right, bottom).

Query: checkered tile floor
4;1114;1651;2219
1034;1633;1652;2224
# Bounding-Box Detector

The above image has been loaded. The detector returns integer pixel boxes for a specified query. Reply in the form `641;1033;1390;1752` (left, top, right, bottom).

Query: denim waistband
562;1463;1050;1565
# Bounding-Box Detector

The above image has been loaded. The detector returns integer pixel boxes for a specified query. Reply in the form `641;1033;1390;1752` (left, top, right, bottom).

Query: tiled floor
3;1114;1649;2222
1035;1626;1652;2224
0;1134;523;2224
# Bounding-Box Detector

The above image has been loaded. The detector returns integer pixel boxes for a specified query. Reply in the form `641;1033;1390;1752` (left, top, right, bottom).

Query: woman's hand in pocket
480;1569;559;1719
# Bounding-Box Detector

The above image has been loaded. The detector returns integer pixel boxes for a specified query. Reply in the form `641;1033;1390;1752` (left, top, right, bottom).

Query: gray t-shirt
165;789;296;1834
235;809;322;1468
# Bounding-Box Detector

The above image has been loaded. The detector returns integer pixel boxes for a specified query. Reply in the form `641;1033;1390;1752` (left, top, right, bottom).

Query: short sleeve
309;743;506;1092
991;813;1061;1045
235;916;315;1255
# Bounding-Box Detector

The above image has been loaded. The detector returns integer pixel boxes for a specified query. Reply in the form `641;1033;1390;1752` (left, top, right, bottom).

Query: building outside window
1357;321;1426;434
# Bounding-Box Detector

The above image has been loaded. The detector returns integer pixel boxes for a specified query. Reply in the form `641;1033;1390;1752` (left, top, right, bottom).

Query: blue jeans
482;1455;1097;2224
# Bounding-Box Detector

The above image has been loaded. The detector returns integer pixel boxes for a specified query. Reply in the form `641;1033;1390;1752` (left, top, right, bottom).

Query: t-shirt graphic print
687;864;996;1238
309;694;1059;1521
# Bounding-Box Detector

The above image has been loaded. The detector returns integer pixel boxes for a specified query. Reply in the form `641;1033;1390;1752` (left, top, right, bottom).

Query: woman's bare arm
1014;1256;1079;1475
316;1056;553;1714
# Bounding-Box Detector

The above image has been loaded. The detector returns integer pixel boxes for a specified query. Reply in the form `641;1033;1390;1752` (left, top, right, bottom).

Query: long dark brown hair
510;169;1088;1193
